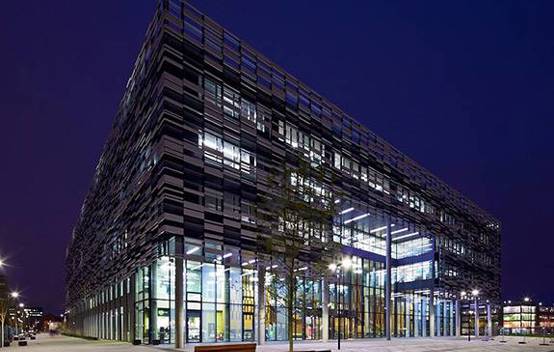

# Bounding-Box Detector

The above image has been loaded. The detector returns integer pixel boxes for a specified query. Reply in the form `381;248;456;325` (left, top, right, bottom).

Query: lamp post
329;257;352;350
18;303;25;336
2;291;20;347
1;285;19;348
336;265;341;350
12;295;21;337
0;259;4;349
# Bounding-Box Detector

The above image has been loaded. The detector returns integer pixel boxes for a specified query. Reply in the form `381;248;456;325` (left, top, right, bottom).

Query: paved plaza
3;334;554;351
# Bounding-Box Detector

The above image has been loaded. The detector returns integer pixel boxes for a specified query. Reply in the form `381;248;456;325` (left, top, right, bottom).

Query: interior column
175;255;184;348
422;298;427;337
406;298;411;337
486;303;492;337
385;217;392;341
429;291;435;337
257;266;266;346
474;299;479;338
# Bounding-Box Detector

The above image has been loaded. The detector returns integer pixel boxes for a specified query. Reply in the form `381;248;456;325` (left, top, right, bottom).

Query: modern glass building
65;0;501;347
502;299;554;335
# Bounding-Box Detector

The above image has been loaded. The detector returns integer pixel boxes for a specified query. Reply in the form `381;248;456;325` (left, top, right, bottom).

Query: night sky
1;1;553;314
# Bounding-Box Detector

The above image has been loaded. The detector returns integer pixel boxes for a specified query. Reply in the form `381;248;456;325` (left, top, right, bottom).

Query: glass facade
65;0;500;346
503;304;536;335
124;206;460;345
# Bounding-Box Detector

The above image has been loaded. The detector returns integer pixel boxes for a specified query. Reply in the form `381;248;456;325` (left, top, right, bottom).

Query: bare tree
257;160;341;352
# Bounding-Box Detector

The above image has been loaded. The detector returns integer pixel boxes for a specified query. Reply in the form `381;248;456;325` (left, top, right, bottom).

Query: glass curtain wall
136;240;258;344
332;202;438;338
329;257;386;338
137;202;455;344
135;266;150;343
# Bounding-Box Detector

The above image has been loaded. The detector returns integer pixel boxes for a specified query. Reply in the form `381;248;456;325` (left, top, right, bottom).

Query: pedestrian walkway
256;336;554;352
175;336;554;352
5;334;553;351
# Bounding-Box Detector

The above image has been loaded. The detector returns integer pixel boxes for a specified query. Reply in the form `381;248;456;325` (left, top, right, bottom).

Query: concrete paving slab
3;334;552;352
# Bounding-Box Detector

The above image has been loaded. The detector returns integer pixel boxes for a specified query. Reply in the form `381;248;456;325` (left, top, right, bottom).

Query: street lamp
2;292;21;347
329;258;352;350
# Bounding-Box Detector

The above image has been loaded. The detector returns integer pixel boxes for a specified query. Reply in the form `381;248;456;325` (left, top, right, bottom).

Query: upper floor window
199;130;256;176
204;78;222;107
223;86;240;118
241;99;257;123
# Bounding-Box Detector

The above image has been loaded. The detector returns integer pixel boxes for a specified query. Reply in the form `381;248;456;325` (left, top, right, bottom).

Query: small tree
257;160;341;352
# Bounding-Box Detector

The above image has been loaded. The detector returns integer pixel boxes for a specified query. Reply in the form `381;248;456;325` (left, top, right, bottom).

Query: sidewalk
162;336;554;352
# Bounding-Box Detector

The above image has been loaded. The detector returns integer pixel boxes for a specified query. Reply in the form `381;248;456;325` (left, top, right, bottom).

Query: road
2;334;553;351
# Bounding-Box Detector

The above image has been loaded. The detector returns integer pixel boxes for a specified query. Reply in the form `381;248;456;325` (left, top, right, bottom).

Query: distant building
538;305;554;334
42;313;63;333
23;307;43;332
502;299;554;335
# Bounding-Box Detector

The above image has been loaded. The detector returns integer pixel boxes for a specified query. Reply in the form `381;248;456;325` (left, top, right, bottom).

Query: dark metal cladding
65;0;500;343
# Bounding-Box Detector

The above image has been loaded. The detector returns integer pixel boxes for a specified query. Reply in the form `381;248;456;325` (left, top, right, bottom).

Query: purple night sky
0;1;553;314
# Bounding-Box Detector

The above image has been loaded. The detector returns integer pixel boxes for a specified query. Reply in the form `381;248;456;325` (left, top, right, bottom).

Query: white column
486;303;492;337
385;218;392;340
406;298;411;337
442;301;447;336
130;274;136;343
150;263;158;343
257;266;266;346
414;298;420;337
321;278;329;342
448;301;455;336
474;299;479;337
422;298;427;337
175;257;184;348
455;300;461;336
429;293;435;337
435;300;441;337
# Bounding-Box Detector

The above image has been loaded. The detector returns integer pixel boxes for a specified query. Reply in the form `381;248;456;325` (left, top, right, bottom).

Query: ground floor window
131;255;460;344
